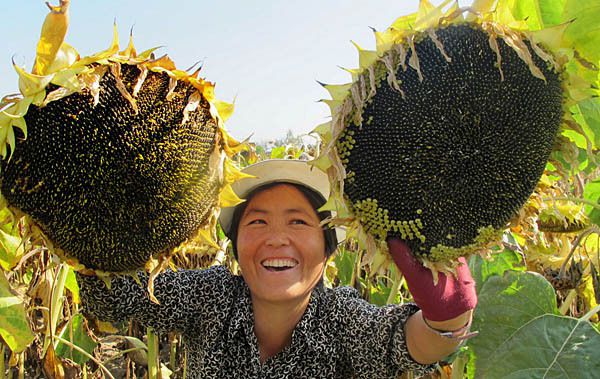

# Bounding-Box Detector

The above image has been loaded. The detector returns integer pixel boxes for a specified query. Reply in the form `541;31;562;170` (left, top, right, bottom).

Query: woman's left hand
386;238;477;322
387;238;478;363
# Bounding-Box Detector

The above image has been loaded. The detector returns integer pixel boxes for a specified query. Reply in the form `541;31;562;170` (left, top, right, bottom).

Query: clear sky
1;1;442;143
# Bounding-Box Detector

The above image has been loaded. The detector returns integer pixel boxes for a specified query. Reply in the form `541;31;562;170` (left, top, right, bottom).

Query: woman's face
237;184;327;304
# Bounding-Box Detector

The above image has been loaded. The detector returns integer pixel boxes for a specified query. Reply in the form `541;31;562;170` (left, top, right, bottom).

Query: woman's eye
247;219;266;225
291;219;308;225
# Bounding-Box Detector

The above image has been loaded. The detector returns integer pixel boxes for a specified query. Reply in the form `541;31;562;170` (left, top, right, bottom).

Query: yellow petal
188;78;215;103
33;0;70;75
318;195;339;212
321;83;352;101
529;22;572;52
119;29;137;59
469;0;498;16
220;129;247;156
195;228;220;250
106;22;120;56
1;97;33;119
11;117;27;139
319;99;343;114
14;63;53;97
137;46;162;60
31;91;47;107
5;127;16;160
310;121;332;142
351;41;378;71
374;28;398;55
50;67;84;92
144;55;177;71
389;13;418;34
415;0;451;30
214;99;234;122
309;153;333;172
73;23;121;67
224;159;254;184
219;183;243;208
44;42;79;74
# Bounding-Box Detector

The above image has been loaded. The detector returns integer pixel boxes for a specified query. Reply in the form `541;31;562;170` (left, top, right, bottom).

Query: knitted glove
387;238;477;322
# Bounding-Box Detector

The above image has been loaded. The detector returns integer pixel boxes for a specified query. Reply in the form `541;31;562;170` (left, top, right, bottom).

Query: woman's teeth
262;258;298;271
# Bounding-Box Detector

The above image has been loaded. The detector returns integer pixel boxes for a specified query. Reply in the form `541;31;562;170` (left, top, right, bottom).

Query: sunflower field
1;0;600;378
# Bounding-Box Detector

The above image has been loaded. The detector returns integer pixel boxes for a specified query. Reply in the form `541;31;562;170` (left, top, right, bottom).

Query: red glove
387;238;477;322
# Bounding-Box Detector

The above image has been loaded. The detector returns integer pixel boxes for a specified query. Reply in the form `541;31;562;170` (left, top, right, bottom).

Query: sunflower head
0;2;247;284
312;0;599;273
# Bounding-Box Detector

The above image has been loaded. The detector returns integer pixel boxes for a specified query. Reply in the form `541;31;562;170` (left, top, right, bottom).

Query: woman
79;159;477;378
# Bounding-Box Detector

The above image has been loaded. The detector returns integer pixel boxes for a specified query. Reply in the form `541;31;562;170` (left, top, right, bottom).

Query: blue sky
1;1;434;143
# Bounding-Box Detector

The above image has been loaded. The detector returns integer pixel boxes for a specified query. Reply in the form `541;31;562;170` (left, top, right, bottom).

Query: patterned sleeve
78;266;234;335
331;287;437;378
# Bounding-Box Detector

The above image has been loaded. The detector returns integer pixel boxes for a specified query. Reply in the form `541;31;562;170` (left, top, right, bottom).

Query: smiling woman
79;159;478;378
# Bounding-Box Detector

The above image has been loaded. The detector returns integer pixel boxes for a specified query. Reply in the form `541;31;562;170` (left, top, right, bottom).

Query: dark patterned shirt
80;266;436;378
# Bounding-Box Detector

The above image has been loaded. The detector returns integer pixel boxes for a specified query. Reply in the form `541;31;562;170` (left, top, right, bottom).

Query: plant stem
451;353;467;379
182;348;187;379
350;249;363;289
582;304;600;322
0;344;5;379
559;289;577;315
385;267;404;305
559;225;600;278
43;263;70;356
169;335;177;371
17;354;23;379
52;335;114;379
147;327;159;379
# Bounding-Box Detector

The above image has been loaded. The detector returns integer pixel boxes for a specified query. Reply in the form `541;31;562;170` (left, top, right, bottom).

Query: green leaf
0;228;24;271
64;267;80;304
467;271;558;377
468;250;526;291
0;272;34;353
562;0;600;63
333;248;355;286
583;179;600;226
575;98;600;149
55;314;97;365
478;314;600;378
368;277;393;307
269;145;286;159
510;0;566;29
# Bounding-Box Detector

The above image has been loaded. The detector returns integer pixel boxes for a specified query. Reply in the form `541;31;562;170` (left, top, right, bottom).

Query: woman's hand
387;238;477;322
387;238;478;364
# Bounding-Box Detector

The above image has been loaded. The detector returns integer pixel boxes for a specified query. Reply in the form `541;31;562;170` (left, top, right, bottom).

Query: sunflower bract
1;64;221;272
335;24;563;261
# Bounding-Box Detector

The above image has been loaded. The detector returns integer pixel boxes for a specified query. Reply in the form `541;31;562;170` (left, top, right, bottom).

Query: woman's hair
227;182;338;259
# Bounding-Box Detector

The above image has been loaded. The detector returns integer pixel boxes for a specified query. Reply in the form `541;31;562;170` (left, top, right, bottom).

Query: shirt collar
227;277;326;347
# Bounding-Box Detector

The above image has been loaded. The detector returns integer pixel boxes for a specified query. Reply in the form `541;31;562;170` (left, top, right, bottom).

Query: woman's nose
265;225;291;246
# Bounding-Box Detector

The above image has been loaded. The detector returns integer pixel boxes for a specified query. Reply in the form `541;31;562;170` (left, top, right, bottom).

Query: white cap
218;159;343;241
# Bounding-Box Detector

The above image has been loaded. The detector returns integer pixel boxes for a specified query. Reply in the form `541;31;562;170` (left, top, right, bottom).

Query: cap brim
218;159;345;242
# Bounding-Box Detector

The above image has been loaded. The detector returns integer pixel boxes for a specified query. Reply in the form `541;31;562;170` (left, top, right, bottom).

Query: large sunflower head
0;1;247;285
312;0;599;273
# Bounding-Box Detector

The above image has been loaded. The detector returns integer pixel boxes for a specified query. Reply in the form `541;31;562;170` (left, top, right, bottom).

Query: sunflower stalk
1;344;5;379
385;267;404;305
558;225;600;278
147;327;159;379
450;352;467;379
350;249;363;289
168;335;177;372
43;263;69;356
